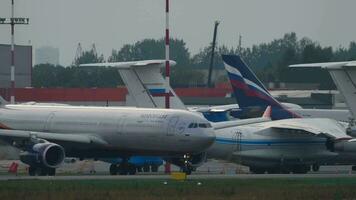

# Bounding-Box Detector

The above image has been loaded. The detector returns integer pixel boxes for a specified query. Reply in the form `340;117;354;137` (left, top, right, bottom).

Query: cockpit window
199;123;207;128
198;123;212;128
189;123;211;128
188;123;198;128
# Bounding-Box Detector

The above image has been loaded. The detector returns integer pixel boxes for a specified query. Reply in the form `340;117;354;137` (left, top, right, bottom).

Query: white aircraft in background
81;59;356;174
0;98;215;176
290;61;356;135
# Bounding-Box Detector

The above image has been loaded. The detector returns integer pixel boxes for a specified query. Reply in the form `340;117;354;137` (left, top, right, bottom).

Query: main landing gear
109;162;136;175
28;166;56;176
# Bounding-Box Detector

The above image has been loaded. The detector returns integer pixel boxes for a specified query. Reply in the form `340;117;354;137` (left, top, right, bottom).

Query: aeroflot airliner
0;99;215;176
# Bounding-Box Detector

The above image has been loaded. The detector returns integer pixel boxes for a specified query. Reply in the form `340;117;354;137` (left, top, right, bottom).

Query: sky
0;0;355;66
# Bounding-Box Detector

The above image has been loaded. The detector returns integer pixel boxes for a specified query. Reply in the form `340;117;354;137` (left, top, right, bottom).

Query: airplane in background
223;55;352;122
81;60;240;122
289;60;356;135
0;98;215;176
82;59;356;174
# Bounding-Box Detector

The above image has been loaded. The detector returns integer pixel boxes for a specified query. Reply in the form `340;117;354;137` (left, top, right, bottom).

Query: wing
79;60;176;69
212;117;270;130
190;104;240;112
0;129;109;150
289;61;356;69
266;118;351;139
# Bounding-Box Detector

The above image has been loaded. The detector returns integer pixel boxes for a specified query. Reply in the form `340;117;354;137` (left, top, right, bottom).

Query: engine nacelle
347;126;356;137
334;139;356;152
20;142;65;168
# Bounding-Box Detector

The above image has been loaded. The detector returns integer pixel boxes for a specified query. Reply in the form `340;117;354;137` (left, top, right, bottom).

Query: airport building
0;44;32;88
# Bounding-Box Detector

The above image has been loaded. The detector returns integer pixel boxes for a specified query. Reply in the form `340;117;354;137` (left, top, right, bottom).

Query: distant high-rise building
35;46;60;65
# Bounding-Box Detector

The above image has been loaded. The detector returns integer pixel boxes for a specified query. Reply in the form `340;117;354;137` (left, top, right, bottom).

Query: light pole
0;0;29;104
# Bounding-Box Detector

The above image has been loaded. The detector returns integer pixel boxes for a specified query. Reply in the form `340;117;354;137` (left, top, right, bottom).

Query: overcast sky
0;0;355;66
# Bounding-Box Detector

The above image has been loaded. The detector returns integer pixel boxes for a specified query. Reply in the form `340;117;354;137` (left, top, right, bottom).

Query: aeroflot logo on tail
224;63;276;103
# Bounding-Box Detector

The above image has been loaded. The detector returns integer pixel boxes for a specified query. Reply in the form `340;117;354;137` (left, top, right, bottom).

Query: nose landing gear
181;154;194;175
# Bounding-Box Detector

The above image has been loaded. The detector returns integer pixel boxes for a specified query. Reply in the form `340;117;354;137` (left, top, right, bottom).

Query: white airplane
81;59;356;173
290;61;356;134
0;98;215;176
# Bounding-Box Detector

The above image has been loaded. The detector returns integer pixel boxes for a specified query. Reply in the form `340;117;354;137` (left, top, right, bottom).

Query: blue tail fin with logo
222;54;300;120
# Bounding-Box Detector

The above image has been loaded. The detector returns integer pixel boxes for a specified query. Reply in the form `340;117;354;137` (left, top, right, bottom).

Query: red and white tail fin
262;106;272;118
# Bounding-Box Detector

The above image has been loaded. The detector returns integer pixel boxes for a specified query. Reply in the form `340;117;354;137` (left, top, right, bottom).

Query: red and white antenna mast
0;0;29;104
165;0;170;109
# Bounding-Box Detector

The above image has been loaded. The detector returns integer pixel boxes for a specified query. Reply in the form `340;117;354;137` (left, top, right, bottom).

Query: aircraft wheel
118;163;129;175
143;164;150;172
48;168;56;176
312;164;320;172
150;165;159;172
250;167;265;174
39;167;49;176
109;164;118;175
182;165;193;175
137;167;143;173
128;165;136;175
266;168;279;174
29;166;37;176
292;165;309;174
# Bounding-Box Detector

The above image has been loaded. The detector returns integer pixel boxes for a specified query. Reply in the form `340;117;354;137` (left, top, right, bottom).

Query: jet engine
334;139;356;152
347;126;356;137
20;142;65;168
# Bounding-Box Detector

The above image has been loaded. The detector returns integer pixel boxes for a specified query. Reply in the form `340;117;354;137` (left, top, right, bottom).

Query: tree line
32;33;356;89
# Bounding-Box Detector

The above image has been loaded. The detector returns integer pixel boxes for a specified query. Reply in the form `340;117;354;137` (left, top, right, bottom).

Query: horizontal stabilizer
289;61;356;69
80;60;176;69
290;60;356;118
212;117;270;130
190;104;240;113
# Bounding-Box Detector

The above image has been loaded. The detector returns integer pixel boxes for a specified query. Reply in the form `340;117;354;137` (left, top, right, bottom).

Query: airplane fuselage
0;105;215;158
208;123;336;169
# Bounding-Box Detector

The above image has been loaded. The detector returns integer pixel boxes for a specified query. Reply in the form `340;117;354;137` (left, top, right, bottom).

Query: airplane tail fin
222;54;300;120
80;60;186;110
0;96;8;106
290;61;356;118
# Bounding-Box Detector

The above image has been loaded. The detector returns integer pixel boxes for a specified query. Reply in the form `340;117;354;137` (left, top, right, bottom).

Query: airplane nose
200;128;216;149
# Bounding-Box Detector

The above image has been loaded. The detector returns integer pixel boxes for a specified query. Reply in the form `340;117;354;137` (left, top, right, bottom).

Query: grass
0;178;356;200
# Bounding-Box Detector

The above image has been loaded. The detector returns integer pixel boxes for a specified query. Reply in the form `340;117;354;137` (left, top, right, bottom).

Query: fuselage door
117;115;127;134
43;112;56;132
167;116;179;136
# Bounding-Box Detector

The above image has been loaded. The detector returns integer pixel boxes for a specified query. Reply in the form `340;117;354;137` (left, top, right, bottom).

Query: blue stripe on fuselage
215;137;325;145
